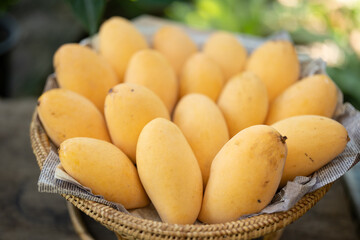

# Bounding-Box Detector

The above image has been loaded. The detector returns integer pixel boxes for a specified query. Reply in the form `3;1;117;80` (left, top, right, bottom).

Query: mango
179;53;224;101
59;137;149;209
266;74;338;125
53;44;118;113
217;72;268;137
124;49;178;112
246;40;300;101
272;115;349;187
99;17;148;81
199;125;287;224
173;94;229;186
37;89;110;146
153;25;197;75
203;31;247;80
136;118;203;224
104;83;170;162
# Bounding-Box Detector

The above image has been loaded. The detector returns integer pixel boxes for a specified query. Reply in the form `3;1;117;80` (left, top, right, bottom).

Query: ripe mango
37;89;110;146
124;49;178;113
53;44;118;113
153;25;197;75
203;31;247;80
99;17;148;81
266;74;337;125
104;83;170;162
173;94;229;186
271;115;349;187
217;72;268;137
199;125;287;224
246;40;300;101
179;53;224;101
136;118;203;224
59;137;149;209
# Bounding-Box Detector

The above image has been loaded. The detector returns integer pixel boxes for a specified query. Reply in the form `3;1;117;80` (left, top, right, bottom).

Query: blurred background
0;0;359;239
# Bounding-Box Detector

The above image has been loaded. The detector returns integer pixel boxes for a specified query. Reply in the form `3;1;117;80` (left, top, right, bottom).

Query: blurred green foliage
166;0;269;35
65;0;175;34
165;0;269;35
65;0;106;35
327;53;360;108
166;0;360;109
105;0;176;19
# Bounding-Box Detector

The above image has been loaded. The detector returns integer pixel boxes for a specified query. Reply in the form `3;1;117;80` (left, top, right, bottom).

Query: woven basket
30;102;332;240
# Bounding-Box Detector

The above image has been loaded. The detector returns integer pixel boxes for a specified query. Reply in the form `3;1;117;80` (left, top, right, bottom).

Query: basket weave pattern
30;110;332;239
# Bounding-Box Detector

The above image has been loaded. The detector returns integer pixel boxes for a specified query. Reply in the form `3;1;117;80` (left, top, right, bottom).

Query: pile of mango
37;17;349;225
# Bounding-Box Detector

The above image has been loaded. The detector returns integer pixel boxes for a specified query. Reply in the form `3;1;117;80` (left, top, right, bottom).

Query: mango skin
217;72;268;137
180;53;224;101
59;137;149;209
53;44;118;113
99;17;148;81
203;31;247;80
37;89;110;146
153;25;197;75
104;83;170;162
199;125;287;224
124;49;178;112
272;115;349;187
266;74;337;125
173;94;229;186
136;118;203;224
246;40;300;101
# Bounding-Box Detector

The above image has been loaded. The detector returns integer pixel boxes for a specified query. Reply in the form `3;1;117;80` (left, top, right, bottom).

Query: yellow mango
37;89;110;146
59;137;149;209
53;44;118;113
173;94;229;186
272;115;349;187
266;74;338;125
104;83;170;162
246;40;300;101
179;53;224;101
199;125;287;224
99;17;148;81
217;72;268;137
124;49;178;112
203;31;247;80
136;118;203;224
153;25;197;75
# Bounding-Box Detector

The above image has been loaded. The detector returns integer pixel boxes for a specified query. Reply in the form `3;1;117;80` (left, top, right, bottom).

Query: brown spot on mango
272;115;348;187
54;43;118;113
104;83;170;162
199;125;287;224
37;89;111;146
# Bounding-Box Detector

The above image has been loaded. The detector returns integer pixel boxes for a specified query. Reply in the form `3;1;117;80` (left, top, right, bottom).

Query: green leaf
65;0;106;35
290;27;329;45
